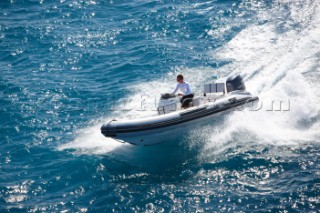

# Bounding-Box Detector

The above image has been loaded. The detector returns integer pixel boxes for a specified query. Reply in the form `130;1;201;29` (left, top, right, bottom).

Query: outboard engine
226;75;246;93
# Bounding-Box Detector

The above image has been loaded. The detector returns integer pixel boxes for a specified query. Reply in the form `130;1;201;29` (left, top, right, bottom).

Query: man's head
177;74;184;83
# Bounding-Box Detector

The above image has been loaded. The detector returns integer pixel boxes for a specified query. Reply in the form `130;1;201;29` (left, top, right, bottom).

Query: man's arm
172;84;178;94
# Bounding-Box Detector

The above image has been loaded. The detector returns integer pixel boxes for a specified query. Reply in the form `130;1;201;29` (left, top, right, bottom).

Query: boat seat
191;97;201;106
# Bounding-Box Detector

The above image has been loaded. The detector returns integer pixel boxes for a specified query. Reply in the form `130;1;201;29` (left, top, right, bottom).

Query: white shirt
172;81;192;96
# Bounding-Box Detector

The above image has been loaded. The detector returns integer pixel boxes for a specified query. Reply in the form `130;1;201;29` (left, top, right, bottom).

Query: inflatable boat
101;75;259;146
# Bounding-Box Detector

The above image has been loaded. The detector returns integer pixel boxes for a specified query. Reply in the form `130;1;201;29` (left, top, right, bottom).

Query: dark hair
177;74;184;80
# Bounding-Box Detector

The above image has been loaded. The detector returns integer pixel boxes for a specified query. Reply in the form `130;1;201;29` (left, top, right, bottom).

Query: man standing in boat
172;74;194;108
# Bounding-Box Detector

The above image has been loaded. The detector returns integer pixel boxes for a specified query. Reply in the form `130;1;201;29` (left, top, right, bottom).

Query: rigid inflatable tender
101;75;259;145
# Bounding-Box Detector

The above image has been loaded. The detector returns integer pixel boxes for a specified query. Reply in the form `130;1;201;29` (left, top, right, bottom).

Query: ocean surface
1;0;320;212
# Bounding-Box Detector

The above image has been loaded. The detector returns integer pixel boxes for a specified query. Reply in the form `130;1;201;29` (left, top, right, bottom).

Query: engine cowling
226;75;246;93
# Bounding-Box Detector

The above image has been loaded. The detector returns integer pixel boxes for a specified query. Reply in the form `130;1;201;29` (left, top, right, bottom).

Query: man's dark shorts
180;94;194;108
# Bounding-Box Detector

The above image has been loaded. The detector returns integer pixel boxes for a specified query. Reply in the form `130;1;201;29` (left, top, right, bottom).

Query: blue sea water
1;0;320;212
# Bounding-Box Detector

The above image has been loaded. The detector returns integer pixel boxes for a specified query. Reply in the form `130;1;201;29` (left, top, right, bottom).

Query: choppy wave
1;0;320;212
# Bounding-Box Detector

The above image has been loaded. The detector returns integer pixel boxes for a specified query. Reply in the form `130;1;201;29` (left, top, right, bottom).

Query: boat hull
101;94;259;146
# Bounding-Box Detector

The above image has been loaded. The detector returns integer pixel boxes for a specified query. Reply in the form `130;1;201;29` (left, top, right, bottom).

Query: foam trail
205;0;320;151
58;120;128;155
